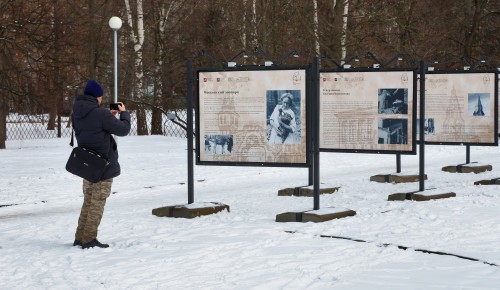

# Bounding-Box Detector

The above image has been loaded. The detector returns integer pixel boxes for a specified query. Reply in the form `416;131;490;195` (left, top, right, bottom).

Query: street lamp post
109;16;122;103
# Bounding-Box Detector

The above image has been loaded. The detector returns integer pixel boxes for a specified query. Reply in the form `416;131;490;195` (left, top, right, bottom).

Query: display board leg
442;162;492;174
370;173;427;184
396;154;401;173
277;184;340;196
152;202;229;218
388;188;456;201
276;208;356;223
474;177;500;185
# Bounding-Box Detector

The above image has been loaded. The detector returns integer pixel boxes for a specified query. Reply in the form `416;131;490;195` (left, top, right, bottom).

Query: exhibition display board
319;70;417;154
196;68;309;166
498;76;500;137
417;71;498;145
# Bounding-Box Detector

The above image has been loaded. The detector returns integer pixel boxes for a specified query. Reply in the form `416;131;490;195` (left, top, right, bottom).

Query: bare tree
124;0;147;135
341;0;350;61
0;0;53;148
317;0;346;60
449;0;499;66
251;0;258;50
313;0;320;56
150;0;191;134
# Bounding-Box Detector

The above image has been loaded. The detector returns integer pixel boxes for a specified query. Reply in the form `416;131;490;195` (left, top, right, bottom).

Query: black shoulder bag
65;122;110;183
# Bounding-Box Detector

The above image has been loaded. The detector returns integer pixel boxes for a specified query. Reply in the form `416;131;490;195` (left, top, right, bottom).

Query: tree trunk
151;54;163;135
251;0;258;48
136;106;148;134
47;74;57;130
47;2;58;131
88;0;98;78
151;2;166;135
313;0;320;56
151;108;163;135
463;0;482;61
125;0;147;135
241;0;247;49
341;0;349;61
326;0;345;59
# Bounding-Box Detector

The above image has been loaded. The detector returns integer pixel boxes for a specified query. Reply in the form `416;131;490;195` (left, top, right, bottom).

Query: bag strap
70;115;74;147
69;106;95;147
69;111;112;156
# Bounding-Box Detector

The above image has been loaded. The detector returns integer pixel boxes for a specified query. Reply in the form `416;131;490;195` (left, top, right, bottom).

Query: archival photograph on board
468;93;490;117
416;118;436;135
204;134;233;155
266;90;301;145
378;119;408;144
378;88;408;114
198;69;308;165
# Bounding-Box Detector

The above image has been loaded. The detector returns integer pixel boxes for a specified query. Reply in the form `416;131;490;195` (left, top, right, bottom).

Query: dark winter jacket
72;95;131;181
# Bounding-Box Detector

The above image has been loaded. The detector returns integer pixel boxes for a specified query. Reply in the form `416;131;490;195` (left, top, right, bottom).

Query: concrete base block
442;162;492;174
474;178;500;185
276;207;356;223
370;174;428;183
278;185;340;196
388;189;456;201
152;202;229;218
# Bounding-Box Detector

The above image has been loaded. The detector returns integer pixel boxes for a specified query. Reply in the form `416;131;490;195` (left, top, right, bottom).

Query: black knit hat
84;80;104;98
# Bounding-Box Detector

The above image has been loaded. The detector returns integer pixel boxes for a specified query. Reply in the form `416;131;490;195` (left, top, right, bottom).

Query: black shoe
81;239;109;249
73;240;82;247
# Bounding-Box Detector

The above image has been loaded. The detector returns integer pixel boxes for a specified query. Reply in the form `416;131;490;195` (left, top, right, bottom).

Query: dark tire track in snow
285;231;499;267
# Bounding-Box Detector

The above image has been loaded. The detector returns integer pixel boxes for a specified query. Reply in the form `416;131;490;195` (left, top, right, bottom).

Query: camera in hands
109;103;120;110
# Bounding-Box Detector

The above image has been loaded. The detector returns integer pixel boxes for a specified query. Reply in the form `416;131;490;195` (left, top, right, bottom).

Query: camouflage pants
75;178;113;243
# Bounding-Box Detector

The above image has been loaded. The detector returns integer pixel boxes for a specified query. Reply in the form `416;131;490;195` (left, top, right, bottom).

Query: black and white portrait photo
378;88;408;114
266;90;301;145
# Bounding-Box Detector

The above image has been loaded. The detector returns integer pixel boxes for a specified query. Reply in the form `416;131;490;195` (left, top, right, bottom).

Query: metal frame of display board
420;70;498;147
195;65;312;168
319;68;418;155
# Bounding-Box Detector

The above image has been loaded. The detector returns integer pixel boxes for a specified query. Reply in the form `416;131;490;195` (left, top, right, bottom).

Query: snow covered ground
1;136;499;289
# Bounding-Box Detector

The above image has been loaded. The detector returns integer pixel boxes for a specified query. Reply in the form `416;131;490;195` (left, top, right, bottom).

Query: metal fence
6;110;188;141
